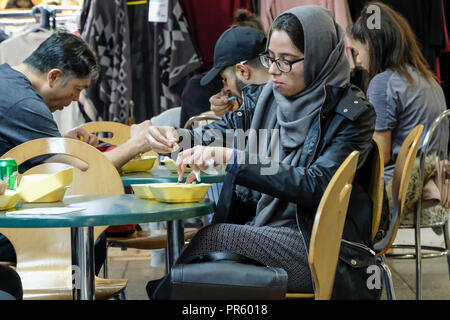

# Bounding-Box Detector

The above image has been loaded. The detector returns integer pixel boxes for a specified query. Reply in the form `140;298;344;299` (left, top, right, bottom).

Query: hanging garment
439;0;450;106
155;0;203;113
439;52;450;107
260;0;355;70
126;3;157;123
441;0;450;52
127;0;203;122
179;0;253;71
0;29;53;66
348;0;445;73
0;30;8;43
80;0;133;124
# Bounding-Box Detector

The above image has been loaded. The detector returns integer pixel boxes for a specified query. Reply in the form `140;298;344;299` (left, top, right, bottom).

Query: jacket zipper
241;93;248;130
342;239;376;256
306;109;323;168
306;87;328;168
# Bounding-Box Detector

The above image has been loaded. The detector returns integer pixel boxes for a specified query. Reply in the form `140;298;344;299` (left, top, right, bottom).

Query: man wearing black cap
201;26;270;117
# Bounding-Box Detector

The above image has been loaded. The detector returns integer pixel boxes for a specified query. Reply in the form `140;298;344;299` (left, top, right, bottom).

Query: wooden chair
286;151;360;300
387;110;450;300
183;112;222;129
369;140;385;241
0;137;128;300
80;121;131;146
373;124;424;300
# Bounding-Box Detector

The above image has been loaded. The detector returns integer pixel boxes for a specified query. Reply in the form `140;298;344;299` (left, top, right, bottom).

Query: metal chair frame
387;110;450;300
374;125;424;300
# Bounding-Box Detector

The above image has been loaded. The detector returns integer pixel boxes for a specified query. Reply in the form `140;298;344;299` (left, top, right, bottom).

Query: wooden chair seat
107;228;199;250
94;277;128;300
21;277;127;300
285;293;315;299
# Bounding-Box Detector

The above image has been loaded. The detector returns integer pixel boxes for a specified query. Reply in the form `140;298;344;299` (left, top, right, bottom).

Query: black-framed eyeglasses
259;54;304;73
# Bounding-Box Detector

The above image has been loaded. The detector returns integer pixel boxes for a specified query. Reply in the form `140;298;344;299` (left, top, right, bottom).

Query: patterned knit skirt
176;223;314;293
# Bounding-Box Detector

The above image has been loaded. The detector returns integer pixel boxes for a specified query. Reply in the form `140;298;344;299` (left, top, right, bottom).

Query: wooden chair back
0;137;125;299
368;140;385;240
81;121;130;146
308;151;359;300
376;125;424;256
4;137;125;195
183;112;222;129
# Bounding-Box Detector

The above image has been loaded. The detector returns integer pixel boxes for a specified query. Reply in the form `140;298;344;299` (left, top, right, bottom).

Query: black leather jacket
182;82;376;249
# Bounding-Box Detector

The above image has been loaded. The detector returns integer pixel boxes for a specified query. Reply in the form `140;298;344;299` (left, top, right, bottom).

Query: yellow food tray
148;183;211;203
131;184;155;200
160;156;192;173
17;168;73;203
0;190;21;210
121;156;158;173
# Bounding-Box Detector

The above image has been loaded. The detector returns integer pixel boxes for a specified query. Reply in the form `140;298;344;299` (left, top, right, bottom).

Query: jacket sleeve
177;108;242;149
230;103;376;213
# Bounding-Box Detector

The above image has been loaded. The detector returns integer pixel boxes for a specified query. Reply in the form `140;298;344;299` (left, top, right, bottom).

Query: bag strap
184;251;266;267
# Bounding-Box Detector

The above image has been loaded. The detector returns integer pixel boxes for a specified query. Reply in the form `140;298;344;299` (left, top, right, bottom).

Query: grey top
367;67;448;182
150;107;181;128
0;63;61;158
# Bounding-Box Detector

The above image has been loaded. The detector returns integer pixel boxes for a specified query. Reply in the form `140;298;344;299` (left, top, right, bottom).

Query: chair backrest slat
2;137;124;195
308;151;360;300
376;125;424;256
81;121;130;146
369;140;385;240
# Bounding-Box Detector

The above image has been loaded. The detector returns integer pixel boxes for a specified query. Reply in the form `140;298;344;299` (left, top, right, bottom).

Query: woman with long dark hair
350;2;448;182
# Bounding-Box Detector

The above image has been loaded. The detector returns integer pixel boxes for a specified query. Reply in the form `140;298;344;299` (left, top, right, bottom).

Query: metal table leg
166;220;184;271
71;226;95;300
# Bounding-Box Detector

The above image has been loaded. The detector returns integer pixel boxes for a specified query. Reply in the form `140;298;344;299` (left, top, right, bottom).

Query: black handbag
332;240;383;300
170;252;289;300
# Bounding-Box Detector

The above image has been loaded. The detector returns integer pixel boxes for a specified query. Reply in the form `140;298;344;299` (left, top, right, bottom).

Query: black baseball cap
200;26;267;86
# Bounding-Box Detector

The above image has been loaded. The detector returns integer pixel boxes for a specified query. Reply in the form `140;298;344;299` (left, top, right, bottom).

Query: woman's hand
176;146;233;183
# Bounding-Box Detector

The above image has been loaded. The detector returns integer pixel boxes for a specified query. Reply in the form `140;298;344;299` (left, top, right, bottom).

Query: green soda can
0;158;18;191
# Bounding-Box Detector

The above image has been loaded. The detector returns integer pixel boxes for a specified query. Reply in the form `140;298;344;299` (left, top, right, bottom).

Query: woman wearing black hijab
146;5;378;299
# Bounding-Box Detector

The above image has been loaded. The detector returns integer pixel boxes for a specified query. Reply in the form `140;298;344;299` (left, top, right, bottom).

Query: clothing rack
0;6;81;18
0;5;79;28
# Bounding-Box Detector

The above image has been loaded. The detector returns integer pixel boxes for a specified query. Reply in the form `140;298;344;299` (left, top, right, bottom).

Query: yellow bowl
121;156;158;173
131;184;155;200
0;190;21;210
160;157;192;173
148;183;211;203
17;168;73;203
